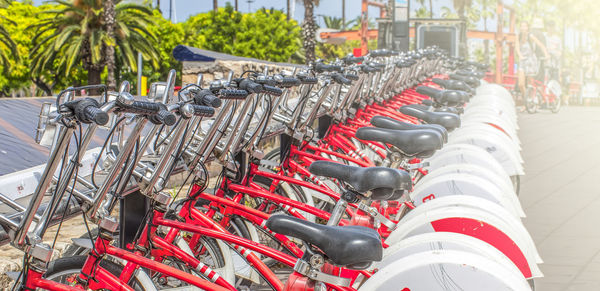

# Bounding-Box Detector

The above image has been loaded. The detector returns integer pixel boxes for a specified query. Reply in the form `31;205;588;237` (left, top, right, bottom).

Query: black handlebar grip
71;98;108;125
362;66;377;73
329;65;343;72
218;89;249;99
190;104;215;117
239;79;263;94
279;77;301;87
344;73;359;81
195;89;222;108
416;86;442;99
314;62;330;73
314;63;342;73
151;109;177;126
83;106;109;126
298;76;318;84
126;100;162;114
262;84;283;96
369;50;386;57
395;61;409;68
369;62;385;69
343;56;364;64
331;73;351;85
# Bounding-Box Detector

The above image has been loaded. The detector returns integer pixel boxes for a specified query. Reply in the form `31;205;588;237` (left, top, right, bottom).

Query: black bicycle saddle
266;215;382;269
308;160;412;200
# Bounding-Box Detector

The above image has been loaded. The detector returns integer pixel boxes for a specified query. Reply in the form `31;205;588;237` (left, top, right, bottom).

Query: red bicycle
525;67;561;113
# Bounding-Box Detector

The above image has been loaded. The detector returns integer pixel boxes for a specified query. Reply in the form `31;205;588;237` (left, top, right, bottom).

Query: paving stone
519;107;600;290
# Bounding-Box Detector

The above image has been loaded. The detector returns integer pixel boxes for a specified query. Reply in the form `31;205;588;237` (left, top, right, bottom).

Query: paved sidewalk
519;106;600;290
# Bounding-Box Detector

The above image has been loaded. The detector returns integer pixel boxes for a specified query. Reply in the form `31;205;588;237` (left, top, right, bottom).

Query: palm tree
348;15;373;30
342;0;345;30
213;0;218;12
476;0;494;63
453;0;472;56
415;0;432;17
429;0;434;17
302;0;319;64
322;15;343;29
104;0;117;90
452;0;472;19
30;0;159;90
0;0;18;73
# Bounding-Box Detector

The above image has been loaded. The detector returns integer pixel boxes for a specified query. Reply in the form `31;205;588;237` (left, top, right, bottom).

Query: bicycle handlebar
262;84;284;96
194;89;222;108
149;105;177;126
298;75;318;84
237;78;263;94
314;63;342;73
219;89;250;99
188;104;216;117
64;98;109;125
331;72;352;85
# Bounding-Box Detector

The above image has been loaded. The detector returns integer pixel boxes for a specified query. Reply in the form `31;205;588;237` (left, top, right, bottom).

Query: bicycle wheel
61;227;233;289
45;255;152;290
525;86;538;114
158;236;231;289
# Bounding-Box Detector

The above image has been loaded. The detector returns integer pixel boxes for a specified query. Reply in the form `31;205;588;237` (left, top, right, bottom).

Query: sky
29;0;463;26
27;0;519;33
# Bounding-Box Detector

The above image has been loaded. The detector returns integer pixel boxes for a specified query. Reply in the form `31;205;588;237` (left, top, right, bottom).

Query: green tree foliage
183;4;300;63
182;4;242;54
321;15;357;30
348;15;376;30
413;0;432;18
0;0;18;76
316;40;377;61
0;1;80;96
119;9;185;93
234;8;300;62
29;0;159;90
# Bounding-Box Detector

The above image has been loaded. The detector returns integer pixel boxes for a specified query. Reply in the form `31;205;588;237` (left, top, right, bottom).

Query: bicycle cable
91;116;127;189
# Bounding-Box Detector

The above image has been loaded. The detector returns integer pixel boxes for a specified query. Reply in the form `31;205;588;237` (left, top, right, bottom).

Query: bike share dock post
119;190;150;248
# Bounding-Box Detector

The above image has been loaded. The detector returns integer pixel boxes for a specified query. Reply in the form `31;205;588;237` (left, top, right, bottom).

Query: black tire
264;148;281;163
44;255;149;290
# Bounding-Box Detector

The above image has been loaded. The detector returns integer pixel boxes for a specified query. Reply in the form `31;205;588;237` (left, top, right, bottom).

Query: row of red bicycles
0;47;538;290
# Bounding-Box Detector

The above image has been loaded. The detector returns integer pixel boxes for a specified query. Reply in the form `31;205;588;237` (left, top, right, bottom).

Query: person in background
531;18;550;83
582;52;600;106
516;20;548;109
545;20;562;82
